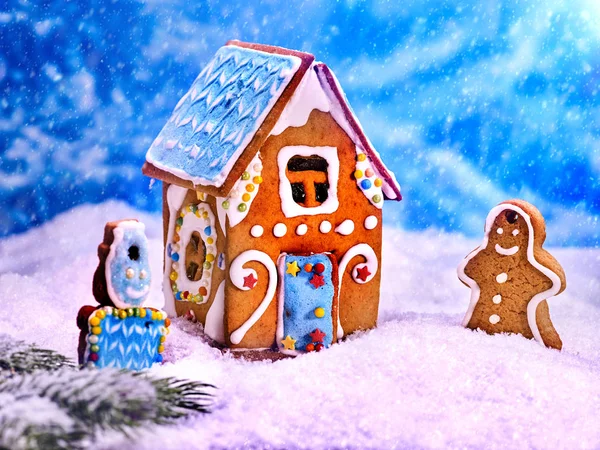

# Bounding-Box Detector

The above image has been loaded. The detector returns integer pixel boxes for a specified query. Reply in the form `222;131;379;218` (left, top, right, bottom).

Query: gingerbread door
276;253;338;355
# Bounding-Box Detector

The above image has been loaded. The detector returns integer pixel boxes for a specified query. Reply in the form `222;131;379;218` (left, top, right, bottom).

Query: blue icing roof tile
146;45;302;187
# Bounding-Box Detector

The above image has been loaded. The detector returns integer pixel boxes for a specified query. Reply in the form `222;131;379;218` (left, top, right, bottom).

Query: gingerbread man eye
139;269;147;279
505;210;519;224
126;268;135;279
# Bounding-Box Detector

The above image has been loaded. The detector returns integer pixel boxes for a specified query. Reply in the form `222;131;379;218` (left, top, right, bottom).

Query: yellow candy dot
374;178;383;187
90;317;101;327
253;176;263;184
314;307;325;318
207;237;214;245
206;254;215;262
170;271;178;281
118;310;127;319
91;326;102;335
96;310;106;319
203;211;209;219
158;345;165;354
357;153;367;162
242;193;251;202
246;184;255;192
151;311;158;321
354;170;363;179
175;226;181;233
140;309;147;318
160;336;166;343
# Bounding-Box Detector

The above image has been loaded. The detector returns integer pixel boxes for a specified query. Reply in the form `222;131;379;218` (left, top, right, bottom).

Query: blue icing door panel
279;253;335;353
90;312;165;370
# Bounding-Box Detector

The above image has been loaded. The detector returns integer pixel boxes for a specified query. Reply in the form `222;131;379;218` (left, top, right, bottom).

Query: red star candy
355;266;371;282
309;328;326;343
309;274;325;289
243;273;258;289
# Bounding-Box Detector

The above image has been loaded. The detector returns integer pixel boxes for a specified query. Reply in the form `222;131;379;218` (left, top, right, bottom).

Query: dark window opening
185;231;206;281
291;183;306;204
286;155;329;207
315;183;329;203
128;245;140;261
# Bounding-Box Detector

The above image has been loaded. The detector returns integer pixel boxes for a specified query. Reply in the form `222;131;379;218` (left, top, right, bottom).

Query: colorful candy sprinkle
374;178;383;187
242;193;251;202
372;194;382;203
361;179;372;190
171;252;180;262
88;335;99;344
222;200;230;209
246;184;255;192
89;353;99;362
314;307;325;318
90;345;99;353
206;254;215;262
354;169;363;179
253;176;263;184
199;286;208;296
304;263;313;272
357;153;367;162
365;168;374;177
96;310;106;319
118;310;127;319
238;203;247;212
91;326;102;335
314;263;325;274
204;261;212;269
241;171;250;180
176;217;183;226
90;317;101;327
204;226;212;236
207;237;214;245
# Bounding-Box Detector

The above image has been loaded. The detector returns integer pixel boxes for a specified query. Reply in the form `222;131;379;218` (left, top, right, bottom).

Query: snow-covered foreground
1;202;599;449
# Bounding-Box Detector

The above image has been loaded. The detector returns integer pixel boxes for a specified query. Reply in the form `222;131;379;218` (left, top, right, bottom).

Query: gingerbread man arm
534;249;566;295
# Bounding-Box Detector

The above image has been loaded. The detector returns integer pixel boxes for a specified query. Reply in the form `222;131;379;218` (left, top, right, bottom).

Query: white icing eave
271;63;330;136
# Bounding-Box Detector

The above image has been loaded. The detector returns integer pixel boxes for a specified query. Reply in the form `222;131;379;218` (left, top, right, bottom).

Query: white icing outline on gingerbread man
457;203;562;347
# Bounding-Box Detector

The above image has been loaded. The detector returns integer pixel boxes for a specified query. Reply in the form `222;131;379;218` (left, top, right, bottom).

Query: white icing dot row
489;314;500;324
496;272;508;283
492;294;502;304
251;216;379;238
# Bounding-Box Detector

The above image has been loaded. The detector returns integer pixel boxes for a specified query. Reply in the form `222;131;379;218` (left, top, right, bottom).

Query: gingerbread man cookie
457;200;566;349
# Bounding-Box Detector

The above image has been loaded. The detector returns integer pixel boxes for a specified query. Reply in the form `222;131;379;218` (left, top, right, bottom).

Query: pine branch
0;335;214;450
0;334;74;377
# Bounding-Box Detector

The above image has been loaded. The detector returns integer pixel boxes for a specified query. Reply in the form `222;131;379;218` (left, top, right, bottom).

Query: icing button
364;215;378;230
492;294;502;304
273;223;287;238
319;220;332;234
489;314;501;324
250;225;264;238
496;273;508;283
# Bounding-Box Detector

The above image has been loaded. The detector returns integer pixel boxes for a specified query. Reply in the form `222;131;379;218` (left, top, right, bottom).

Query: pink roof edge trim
314;63;402;201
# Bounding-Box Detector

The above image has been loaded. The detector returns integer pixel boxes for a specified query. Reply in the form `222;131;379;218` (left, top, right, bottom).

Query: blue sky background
1;0;599;246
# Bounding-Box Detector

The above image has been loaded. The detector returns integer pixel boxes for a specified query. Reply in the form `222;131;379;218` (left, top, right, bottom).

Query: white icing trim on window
277;145;339;218
163;185;189;317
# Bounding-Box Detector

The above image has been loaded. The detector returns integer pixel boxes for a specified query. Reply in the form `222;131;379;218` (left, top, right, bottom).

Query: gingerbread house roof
143;41;402;201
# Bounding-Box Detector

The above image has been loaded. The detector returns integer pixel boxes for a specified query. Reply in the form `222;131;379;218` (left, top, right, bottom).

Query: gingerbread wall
223;110;383;349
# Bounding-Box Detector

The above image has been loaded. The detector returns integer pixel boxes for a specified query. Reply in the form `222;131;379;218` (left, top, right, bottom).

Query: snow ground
1;202;599;449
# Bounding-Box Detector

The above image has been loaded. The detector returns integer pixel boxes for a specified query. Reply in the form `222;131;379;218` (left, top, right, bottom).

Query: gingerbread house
142;41;402;356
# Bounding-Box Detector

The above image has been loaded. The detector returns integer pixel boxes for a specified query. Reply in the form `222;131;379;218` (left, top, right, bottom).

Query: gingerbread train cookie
457;200;566;349
77;220;170;369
